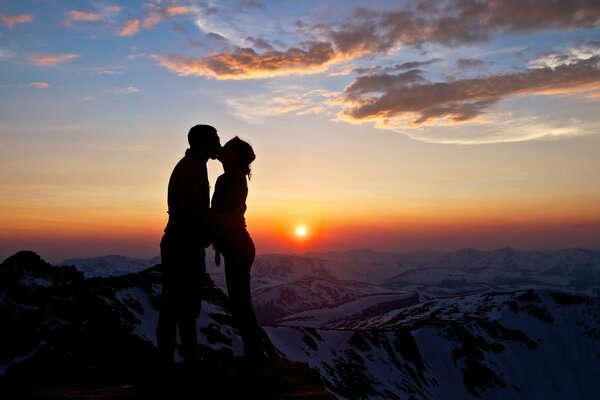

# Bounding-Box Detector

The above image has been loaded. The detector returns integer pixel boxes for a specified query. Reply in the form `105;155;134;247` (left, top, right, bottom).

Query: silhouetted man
157;124;221;364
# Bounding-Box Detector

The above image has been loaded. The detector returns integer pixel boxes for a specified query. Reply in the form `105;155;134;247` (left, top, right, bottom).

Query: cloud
241;0;264;9
0;48;15;60
224;87;339;122
108;86;140;94
64;10;104;25
117;3;191;36
340;56;600;126
0;82;50;89
28;53;79;66
66;10;104;22
0;13;34;28
245;37;275;52
128;47;145;60
85;66;124;75
390;59;442;71
118;19;142;36
323;1;600;56
164;5;190;17
105;6;122;15
155;1;600;81
152;42;339;79
529;42;600;69
27;82;49;89
353;59;442;76
393;116;596;145
456;58;486;69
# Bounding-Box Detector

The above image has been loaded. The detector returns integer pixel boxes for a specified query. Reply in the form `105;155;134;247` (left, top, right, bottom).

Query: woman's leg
224;237;263;362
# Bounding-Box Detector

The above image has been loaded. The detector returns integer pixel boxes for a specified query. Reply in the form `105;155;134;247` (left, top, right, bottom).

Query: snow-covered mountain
275;292;421;328
268;290;600;399
384;247;600;297
57;248;600;324
2;249;600;399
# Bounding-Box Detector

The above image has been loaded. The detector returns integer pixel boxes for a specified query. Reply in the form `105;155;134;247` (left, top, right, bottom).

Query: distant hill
52;248;600;323
58;255;158;278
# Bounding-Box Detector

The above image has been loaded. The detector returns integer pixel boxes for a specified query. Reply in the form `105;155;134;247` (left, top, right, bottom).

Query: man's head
188;124;221;160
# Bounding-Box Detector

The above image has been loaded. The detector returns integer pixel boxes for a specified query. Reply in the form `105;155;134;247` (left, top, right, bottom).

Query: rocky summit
0;251;332;399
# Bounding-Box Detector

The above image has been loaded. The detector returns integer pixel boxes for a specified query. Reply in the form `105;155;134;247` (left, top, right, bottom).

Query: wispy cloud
241;0;264;10
118;19;142;36
354;59;442;76
92;66;124;75
224;87;339;122
117;3;191;36
28;53;79;66
27;82;49;89
108;86;140;94
529;42;600;69
340;56;600;126
392;116;597;145
0;48;15;60
0;13;34;28
63;10;104;26
127;46;145;60
0;82;50;89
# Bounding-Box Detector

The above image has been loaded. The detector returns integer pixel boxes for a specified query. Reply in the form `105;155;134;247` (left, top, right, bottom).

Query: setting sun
295;225;308;238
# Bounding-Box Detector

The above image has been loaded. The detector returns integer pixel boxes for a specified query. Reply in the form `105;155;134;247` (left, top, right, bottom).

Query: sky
1;0;600;263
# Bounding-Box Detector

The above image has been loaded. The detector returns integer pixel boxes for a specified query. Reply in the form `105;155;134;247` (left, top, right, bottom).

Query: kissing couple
156;124;264;373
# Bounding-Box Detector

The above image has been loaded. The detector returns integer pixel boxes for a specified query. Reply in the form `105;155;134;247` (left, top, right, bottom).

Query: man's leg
157;234;178;364
177;246;205;362
178;317;199;361
157;308;177;364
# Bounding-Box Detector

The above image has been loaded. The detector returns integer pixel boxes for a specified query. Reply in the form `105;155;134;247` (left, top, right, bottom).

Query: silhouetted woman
211;137;264;370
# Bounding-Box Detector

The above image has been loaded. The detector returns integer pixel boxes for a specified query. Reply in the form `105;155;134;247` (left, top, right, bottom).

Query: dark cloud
391;58;442;71
345;70;428;99
341;56;600;124
246;37;275;52
456;58;485;69
241;0;264;9
325;0;600;55
353;59;441;76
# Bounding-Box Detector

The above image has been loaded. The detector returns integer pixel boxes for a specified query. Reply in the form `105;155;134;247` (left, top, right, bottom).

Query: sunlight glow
295;225;308;237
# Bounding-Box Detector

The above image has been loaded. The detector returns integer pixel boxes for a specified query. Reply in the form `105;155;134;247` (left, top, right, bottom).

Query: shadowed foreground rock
0;352;334;399
0;251;334;399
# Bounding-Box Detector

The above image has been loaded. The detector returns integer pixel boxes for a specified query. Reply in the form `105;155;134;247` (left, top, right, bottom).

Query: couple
156;124;263;371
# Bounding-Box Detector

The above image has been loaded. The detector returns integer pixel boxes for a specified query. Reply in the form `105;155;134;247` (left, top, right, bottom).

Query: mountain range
1;247;598;399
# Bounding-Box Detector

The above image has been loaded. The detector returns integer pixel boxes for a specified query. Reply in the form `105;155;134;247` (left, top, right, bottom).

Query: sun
295;225;308;238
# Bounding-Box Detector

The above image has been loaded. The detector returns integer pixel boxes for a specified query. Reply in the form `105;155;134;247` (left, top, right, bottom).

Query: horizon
4;244;600;266
1;1;600;262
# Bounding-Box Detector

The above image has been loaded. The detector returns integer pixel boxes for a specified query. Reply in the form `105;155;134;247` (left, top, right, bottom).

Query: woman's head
219;136;256;177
